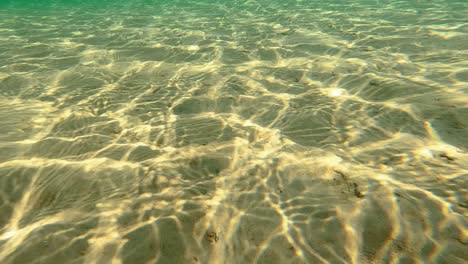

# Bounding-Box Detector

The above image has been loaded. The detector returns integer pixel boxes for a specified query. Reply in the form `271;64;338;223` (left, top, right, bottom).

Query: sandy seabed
0;1;467;263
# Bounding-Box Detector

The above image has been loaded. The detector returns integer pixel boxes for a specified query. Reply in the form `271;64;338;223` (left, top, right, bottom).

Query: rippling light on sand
0;230;16;240
420;148;434;158
0;0;466;263
330;88;344;97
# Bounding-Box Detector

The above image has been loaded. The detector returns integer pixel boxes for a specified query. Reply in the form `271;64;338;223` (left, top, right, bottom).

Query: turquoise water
0;1;467;263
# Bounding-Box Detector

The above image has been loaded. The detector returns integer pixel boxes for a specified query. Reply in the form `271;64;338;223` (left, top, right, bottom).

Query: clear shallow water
0;0;467;263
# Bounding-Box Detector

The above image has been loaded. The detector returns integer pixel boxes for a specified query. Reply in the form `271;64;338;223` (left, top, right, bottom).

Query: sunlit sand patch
0;230;16;241
428;30;466;39
0;72;10;80
109;25;124;31
186;45;200;51
419;148;434;158
324;87;348;98
57;38;81;48
0;99;57;144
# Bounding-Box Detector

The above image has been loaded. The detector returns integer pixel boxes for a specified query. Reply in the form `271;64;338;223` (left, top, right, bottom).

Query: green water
0;1;467;263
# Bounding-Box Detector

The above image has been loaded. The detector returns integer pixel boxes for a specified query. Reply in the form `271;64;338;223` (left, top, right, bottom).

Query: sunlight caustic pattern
0;0;467;263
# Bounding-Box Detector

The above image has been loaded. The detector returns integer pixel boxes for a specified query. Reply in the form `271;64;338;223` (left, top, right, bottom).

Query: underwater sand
0;0;467;263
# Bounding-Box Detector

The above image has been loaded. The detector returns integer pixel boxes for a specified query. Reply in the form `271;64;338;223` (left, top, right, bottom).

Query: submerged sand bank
0;1;467;263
